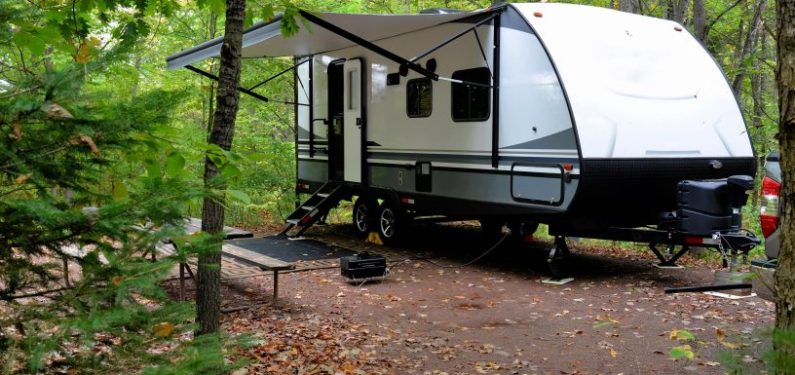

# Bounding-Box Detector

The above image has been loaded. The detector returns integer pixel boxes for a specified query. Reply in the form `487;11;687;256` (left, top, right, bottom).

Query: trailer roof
165;9;491;70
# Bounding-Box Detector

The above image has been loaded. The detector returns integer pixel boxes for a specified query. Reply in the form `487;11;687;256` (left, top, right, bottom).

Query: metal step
280;181;346;237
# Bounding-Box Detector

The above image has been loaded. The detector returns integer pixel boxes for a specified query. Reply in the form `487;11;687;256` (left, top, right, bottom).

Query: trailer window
348;70;359;110
407;78;432;118
451;67;491;122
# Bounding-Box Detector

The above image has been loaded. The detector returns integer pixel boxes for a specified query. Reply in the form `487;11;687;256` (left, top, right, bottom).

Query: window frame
406;77;433;118
450;67;492;123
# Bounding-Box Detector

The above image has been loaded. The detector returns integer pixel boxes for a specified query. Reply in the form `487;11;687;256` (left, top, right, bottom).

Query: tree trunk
776;0;795;361
692;0;706;43
732;0;767;97
751;31;767;209
131;55;142;97
619;0;640;13
734;19;746;63
205;12;219;132
196;0;246;336
667;0;690;23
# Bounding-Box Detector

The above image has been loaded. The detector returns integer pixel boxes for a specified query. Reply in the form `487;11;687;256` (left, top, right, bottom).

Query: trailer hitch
714;231;760;269
717;231;760;253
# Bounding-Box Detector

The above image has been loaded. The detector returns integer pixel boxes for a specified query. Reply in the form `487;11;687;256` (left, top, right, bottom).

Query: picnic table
145;218;294;301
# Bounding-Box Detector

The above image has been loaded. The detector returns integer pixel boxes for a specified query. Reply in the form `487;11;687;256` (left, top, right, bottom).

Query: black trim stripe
368;150;578;165
309;58;315;157
366;161;580;179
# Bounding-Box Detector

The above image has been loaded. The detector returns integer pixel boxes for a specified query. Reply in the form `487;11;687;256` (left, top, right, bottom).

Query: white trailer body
167;3;756;250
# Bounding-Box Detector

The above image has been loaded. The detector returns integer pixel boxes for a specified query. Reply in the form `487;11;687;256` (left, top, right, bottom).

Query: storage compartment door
510;163;565;206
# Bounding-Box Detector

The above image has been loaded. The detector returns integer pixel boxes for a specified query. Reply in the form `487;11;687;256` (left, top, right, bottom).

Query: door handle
356;118;363;126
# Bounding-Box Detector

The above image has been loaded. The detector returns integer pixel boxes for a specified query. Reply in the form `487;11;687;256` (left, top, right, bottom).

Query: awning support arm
185;65;270;103
298;10;439;80
491;11;501;168
249;59;309;91
471;27;493;80
408;12;499;64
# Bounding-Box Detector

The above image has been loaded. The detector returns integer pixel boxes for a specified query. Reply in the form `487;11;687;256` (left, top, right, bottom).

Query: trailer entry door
327;60;345;181
343;58;365;183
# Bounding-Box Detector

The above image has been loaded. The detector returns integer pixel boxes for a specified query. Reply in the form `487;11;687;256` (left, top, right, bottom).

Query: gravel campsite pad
194;223;775;375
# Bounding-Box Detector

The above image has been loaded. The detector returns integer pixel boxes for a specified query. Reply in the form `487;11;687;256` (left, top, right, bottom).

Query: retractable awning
166;9;494;70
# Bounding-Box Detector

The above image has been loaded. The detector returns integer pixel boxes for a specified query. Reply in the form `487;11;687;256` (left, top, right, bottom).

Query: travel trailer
168;3;759;268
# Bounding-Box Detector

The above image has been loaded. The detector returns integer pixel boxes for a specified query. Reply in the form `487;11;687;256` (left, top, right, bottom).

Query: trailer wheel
479;219;505;240
377;201;404;245
352;197;376;237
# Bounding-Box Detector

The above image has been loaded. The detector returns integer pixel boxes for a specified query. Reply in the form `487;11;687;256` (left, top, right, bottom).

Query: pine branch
1;286;73;301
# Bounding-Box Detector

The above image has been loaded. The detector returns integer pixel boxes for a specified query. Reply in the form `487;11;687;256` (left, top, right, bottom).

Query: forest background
75;0;779;232
0;0;780;373
171;0;779;232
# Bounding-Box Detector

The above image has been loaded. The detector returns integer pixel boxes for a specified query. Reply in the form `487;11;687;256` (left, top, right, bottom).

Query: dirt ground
194;222;775;375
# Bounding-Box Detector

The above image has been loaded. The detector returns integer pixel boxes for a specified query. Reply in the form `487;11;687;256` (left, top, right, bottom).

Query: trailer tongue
549;175;759;271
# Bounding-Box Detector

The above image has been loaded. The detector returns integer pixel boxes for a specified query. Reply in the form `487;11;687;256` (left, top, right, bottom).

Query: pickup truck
753;152;781;301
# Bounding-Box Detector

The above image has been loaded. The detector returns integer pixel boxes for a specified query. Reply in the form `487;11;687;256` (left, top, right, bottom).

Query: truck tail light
760;176;781;238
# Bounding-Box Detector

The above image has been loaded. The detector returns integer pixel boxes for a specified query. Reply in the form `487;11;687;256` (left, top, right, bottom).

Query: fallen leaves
206;224;777;374
153;322;175;338
474;361;501;373
668;329;697;360
593;315;619;330
110;275;123;286
669;329;696;341
716;328;740;349
225;309;391;374
669;344;695;360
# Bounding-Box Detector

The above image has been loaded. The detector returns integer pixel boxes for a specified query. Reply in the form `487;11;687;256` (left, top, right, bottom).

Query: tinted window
407;78;432;118
451;67;491;122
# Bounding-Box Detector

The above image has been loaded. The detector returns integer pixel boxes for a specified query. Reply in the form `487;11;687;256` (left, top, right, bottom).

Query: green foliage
0;0;786;372
764;329;795;373
0;0;236;373
717;328;795;374
670;344;696;360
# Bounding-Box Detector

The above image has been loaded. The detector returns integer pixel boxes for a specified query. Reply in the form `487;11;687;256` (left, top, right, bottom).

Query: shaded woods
0;0;790;374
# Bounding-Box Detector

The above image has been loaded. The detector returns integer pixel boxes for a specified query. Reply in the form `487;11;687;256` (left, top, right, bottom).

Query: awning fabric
166;10;489;70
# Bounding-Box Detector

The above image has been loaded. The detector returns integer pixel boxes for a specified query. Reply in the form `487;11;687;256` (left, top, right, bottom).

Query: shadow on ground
308;221;710;288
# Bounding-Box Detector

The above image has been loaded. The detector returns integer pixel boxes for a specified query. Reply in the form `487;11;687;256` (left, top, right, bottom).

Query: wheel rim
380;208;395;238
354;203;369;232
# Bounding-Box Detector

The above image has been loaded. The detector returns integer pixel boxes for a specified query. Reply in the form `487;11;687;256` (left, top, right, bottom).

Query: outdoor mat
225;236;357;263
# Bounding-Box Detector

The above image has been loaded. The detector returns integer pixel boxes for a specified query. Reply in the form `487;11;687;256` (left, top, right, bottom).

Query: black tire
352;196;376;237
377;201;405;245
479;219;505;240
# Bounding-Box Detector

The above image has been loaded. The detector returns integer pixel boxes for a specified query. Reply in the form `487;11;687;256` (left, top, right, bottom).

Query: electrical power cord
386;233;510;274
345;233;510;287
